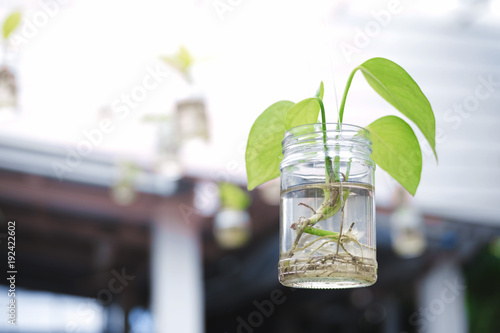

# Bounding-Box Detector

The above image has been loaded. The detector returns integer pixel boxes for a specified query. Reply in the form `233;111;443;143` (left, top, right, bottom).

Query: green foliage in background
161;46;195;82
219;182;250;210
3;11;21;40
464;241;500;333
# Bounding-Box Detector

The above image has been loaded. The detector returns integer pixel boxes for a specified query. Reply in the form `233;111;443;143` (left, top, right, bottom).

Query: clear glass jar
0;47;19;120
279;123;377;289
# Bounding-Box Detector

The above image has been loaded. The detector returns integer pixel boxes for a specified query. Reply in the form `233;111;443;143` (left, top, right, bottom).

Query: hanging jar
0;46;18;120
279;123;377;289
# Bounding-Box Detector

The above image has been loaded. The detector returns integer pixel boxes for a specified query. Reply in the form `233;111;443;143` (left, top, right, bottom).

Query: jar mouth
285;122;368;136
282;123;371;150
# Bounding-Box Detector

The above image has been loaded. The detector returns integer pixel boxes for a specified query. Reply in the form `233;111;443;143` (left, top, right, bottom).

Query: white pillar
416;261;467;333
151;210;203;333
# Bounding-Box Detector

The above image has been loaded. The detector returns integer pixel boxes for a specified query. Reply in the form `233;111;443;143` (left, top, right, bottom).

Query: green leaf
359;57;437;161
161;46;194;82
366;115;422;196
3;11;21;40
284;98;321;130
219;183;250;210
246;100;294;190
316;81;324;100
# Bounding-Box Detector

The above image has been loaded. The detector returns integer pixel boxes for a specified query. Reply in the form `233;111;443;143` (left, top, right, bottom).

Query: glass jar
279;123;377;289
0;47;18;120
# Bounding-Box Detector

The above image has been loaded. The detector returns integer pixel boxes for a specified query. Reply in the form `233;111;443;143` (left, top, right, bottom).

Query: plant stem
316;97;335;182
336;201;345;255
338;66;361;124
288;85;359;258
335;68;360;252
335;67;356;182
303;226;339;238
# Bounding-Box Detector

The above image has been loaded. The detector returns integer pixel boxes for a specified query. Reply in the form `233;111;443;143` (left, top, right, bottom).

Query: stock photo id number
6;220;16;326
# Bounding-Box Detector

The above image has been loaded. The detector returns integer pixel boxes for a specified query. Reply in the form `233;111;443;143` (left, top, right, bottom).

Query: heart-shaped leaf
246;101;294;190
285;98;321;130
359;57;437;161
366;115;422;196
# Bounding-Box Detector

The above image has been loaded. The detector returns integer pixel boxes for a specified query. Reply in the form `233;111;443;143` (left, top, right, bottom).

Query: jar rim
282;122;372;153
284;122;369;136
281;122;374;170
